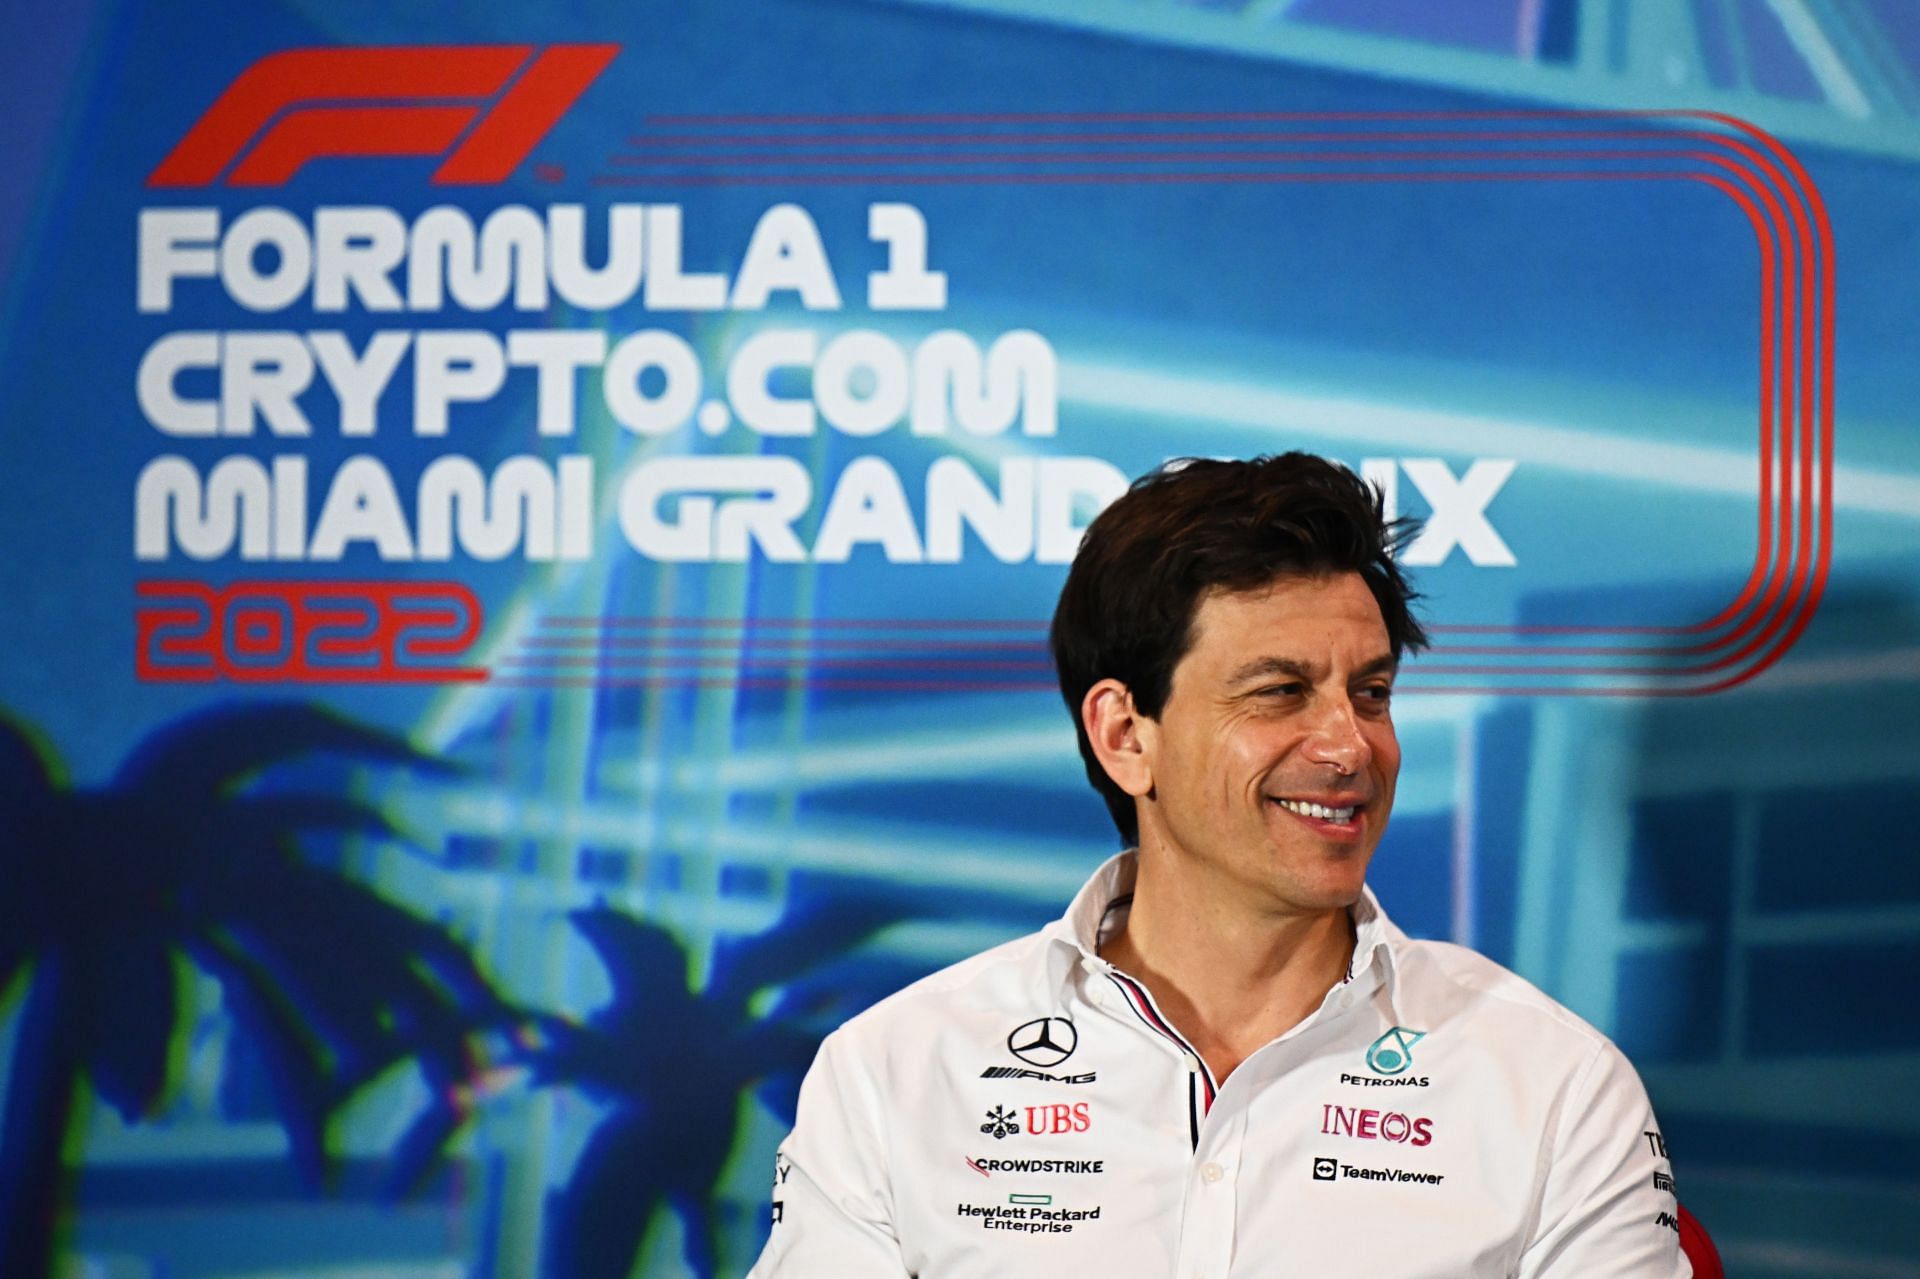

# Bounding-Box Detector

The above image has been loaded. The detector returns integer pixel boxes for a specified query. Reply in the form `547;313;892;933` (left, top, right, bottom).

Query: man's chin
1232;867;1366;919
1279;858;1372;913
1300;883;1368;914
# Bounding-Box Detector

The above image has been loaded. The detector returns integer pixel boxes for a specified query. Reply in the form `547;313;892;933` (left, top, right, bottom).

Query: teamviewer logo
147;43;617;187
1312;1157;1338;1181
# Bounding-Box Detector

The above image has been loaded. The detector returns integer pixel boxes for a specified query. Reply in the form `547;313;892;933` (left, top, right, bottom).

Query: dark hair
1049;453;1428;845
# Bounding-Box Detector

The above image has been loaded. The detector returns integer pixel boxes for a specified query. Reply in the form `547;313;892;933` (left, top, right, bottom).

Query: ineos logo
1320;1103;1434;1147
1007;1017;1077;1068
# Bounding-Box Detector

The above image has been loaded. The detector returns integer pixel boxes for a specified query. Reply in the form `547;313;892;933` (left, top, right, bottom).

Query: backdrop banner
3;2;1917;1277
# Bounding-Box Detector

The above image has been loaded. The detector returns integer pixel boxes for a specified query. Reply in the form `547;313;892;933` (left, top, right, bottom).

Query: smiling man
750;454;1688;1278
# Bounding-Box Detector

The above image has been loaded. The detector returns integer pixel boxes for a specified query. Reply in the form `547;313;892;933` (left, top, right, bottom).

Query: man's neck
1097;854;1356;1086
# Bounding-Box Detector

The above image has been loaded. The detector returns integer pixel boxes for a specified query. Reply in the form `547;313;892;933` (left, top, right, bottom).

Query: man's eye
1357;684;1393;705
1258;683;1304;697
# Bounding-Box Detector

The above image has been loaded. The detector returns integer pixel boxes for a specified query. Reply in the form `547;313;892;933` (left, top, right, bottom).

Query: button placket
1177;1101;1236;1279
1192;1099;1248;1276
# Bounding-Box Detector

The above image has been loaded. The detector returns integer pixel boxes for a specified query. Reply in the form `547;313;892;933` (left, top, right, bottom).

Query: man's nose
1302;697;1371;776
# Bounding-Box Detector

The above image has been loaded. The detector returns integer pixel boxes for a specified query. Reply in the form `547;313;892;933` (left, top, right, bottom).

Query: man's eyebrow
1353;653;1400;681
1226;656;1316;686
1226;654;1399;686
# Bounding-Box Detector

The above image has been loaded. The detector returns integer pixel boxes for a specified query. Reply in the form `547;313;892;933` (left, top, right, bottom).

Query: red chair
1677;1205;1723;1279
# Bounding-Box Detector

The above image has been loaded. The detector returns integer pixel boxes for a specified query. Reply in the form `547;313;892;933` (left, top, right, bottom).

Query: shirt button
1200;1162;1225;1183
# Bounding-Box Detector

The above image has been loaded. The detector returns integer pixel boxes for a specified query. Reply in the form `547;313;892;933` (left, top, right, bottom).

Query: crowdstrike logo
147;43;618;187
965;1156;1105;1176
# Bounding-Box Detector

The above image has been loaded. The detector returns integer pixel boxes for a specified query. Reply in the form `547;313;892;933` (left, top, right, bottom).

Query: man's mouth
1269;797;1366;828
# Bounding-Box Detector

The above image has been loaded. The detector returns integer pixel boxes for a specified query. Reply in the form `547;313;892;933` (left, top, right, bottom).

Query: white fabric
749;852;1689;1278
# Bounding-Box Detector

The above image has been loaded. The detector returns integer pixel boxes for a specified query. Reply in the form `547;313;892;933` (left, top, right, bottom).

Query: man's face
1135;572;1400;917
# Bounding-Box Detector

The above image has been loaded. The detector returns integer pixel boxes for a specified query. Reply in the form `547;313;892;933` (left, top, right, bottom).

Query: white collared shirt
749;853;1689;1278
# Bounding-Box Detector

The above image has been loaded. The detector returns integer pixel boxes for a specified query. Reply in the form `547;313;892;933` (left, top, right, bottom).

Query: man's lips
1267;795;1370;834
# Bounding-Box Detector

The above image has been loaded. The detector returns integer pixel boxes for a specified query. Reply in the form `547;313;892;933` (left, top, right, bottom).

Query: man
750;454;1687;1277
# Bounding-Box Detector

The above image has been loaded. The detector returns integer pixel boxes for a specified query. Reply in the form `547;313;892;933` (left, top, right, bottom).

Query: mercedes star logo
1007;1016;1078;1068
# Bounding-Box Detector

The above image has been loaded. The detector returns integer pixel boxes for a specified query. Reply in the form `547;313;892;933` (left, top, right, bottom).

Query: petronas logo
1365;1027;1426;1076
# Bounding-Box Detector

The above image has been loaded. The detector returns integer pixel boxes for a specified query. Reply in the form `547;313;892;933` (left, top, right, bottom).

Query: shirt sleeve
1516;1039;1691;1278
746;1029;912;1279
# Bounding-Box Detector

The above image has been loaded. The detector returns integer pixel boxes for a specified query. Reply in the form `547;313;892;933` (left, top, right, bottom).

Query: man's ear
1082;678;1154;799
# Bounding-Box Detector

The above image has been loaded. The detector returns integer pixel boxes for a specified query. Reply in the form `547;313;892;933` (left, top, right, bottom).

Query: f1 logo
1312;1157;1338;1181
148;44;618;187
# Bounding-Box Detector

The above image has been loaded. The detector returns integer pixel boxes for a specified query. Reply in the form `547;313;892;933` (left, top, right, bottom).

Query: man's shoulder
822;924;1066;1066
1390;934;1614;1058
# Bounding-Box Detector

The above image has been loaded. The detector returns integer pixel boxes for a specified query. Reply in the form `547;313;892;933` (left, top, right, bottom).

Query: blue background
2;1;1917;1276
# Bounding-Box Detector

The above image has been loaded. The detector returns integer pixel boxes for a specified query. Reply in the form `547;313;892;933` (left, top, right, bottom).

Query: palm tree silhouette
530;888;920;1279
0;701;521;1279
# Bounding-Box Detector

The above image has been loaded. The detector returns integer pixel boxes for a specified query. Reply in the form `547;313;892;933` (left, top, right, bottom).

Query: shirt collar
1047;849;1138;955
1046;849;1407;1020
1347;879;1406;1019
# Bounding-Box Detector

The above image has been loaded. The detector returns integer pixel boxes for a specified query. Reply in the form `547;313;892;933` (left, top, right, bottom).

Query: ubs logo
1024;1102;1091;1136
1008;1017;1078;1068
979;1102;1091;1140
981;1106;1021;1140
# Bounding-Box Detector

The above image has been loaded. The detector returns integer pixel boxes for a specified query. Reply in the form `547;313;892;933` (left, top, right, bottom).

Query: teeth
1276;799;1357;823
